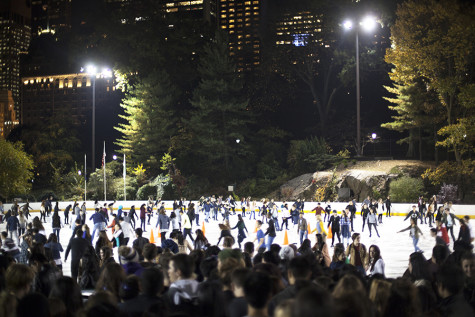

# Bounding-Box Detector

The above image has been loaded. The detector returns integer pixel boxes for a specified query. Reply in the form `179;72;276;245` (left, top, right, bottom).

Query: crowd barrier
4;200;475;218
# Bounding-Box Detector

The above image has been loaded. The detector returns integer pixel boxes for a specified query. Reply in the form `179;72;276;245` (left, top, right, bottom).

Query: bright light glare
371;133;377;139
102;68;113;78
78;170;82;175
360;16;377;32
113;155;117;160
86;65;97;74
236;139;240;144
343;20;353;30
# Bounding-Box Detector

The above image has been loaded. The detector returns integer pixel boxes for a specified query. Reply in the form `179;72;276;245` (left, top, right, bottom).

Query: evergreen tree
115;72;178;175
186;32;252;180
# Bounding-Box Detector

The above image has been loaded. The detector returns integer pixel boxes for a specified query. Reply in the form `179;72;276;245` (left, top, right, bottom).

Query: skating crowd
0;195;473;317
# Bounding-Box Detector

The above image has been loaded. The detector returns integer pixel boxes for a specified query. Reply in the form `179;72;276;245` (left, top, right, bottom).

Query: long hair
369;245;382;272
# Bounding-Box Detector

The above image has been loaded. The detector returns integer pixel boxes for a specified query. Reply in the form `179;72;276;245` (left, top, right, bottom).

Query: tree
115;72;178;175
185;32;252;180
385;0;475;198
0;140;34;199
8;109;81;189
385;0;475;163
382;82;444;160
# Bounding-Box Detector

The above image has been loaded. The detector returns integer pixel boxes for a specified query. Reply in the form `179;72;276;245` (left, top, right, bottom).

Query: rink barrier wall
4;201;475;218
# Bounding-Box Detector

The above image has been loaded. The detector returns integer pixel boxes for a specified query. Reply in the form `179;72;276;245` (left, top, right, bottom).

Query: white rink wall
4;200;475;218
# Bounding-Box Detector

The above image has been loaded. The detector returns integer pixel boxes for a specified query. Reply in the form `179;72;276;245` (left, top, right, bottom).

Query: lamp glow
361;16;377;32
86;65;97;74
343;20;353;30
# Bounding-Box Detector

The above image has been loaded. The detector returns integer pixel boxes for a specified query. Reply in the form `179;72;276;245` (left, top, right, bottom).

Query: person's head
47;233;58;244
292;284;333;317
369;245;381;260
299;212;304;218
114;223;121;231
135;228;143;238
437;263;465;298
244;242;254;255
141;267;164;296
383;278;421;317
244;271;273;310
431;245;449;265
5;264;35;299
369;279;392;316
49;276;83;314
430;228;437;237
195;229;206;240
100;246;113;260
351;233;361;246
223;236;234;248
288;256;311;284
169;254;194;283
408;252;429;281
444;208;450;214
142;243;158;262
231;267;251;297
238;214;243;222
96;263;126;300
409;218;417;226
332;274;366;298
118;246;139;265
200;256;218;280
256;220;262;229
332;243;346;262
119;275;140;302
461;252;475;278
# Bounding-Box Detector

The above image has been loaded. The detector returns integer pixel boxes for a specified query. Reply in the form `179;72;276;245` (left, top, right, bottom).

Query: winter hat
279;245;295;260
118;246;139;265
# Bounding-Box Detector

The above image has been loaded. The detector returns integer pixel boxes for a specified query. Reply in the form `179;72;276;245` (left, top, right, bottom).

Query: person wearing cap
297;212;308;245
118;245;144;276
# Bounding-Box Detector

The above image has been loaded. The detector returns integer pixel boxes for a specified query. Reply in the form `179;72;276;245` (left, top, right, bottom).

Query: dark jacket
265;219;276;237
65;237;90;263
436;293;474;317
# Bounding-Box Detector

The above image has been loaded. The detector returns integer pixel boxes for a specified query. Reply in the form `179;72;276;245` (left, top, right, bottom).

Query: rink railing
4;201;475;218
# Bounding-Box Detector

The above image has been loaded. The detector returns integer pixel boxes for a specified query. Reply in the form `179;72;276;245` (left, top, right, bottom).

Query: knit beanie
118;246;139;265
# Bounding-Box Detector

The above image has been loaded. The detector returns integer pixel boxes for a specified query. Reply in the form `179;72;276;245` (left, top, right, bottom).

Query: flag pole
84;154;87;202
123;153;126;201
103;141;107;201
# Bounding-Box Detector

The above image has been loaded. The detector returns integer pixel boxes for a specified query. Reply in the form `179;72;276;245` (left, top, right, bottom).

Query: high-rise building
275;11;324;46
218;0;262;72
21;73;116;127
162;0;217;23
31;0;72;38
0;0;32;120
0;90;17;138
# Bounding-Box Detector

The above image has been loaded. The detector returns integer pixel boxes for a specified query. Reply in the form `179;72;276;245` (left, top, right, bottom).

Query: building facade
0;0;32;120
21;73;116;127
218;0;262;72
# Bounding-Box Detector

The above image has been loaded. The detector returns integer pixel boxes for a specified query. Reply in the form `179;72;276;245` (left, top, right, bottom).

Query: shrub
389;176;424;203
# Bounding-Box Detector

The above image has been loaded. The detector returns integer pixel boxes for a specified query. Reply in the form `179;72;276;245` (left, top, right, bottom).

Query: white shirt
368;258;385;276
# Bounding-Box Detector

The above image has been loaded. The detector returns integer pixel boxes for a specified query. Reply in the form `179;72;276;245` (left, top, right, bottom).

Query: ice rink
1;209;452;279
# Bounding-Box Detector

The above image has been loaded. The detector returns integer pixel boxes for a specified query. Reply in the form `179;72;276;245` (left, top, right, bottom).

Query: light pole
343;16;378;157
80;65;112;171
